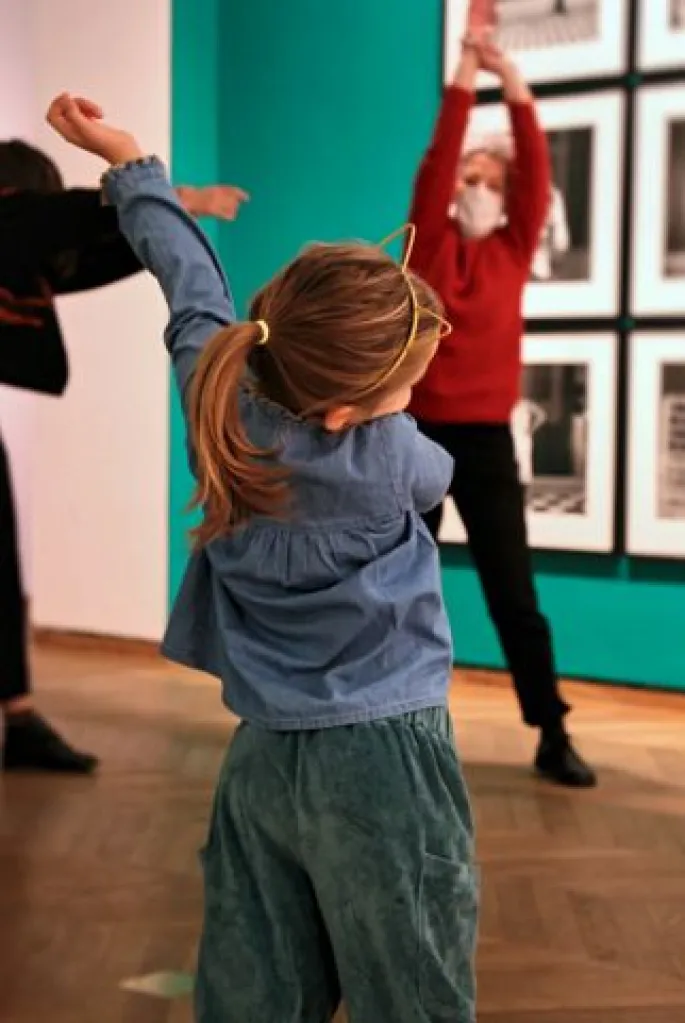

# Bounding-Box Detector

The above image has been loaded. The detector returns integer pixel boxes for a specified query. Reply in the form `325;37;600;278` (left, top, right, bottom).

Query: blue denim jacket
105;159;454;730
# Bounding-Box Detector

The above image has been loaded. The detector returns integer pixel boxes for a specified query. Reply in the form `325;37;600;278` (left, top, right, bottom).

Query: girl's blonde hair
187;239;446;546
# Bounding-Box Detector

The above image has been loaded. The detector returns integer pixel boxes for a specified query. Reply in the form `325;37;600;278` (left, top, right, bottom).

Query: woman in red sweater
409;32;596;788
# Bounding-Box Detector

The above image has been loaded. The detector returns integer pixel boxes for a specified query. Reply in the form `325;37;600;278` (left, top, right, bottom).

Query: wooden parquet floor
2;645;685;1023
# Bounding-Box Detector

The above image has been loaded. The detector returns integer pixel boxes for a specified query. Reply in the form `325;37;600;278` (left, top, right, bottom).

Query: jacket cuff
101;156;168;205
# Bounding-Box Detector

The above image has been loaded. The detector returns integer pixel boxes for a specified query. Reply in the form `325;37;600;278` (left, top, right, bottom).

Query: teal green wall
172;0;685;690
170;0;221;599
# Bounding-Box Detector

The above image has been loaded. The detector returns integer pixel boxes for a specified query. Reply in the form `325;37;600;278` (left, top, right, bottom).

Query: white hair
461;132;514;164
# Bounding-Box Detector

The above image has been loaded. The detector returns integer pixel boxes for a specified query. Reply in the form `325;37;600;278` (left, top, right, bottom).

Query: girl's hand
177;185;250;221
46;93;143;165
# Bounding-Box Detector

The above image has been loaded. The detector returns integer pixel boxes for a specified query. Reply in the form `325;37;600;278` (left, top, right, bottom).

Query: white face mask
451;184;504;239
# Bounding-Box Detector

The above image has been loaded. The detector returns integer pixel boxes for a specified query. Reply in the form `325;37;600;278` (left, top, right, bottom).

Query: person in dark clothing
0;138;248;773
408;33;596;787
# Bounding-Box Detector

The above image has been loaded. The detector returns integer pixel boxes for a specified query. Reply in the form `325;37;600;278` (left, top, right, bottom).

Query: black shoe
2;710;99;774
534;729;597;788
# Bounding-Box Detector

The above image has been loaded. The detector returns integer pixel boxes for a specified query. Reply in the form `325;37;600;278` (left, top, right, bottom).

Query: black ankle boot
2;710;99;774
535;726;597;788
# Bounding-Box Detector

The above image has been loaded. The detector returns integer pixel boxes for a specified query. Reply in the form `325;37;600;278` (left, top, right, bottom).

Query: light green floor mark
120;971;195;999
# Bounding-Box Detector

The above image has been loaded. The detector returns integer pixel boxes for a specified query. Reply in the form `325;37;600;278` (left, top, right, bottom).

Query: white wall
27;0;171;639
0;0;37;585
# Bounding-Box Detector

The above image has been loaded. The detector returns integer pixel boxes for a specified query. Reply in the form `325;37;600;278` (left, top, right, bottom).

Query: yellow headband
372;223;452;390
251;225;452;385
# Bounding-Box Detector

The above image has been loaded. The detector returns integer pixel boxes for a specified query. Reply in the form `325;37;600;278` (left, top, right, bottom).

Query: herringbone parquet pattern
1;645;684;1023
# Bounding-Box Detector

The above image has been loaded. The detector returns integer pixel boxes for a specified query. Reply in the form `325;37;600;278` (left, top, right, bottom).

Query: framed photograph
439;334;618;552
466;92;623;317
632;84;685;315
638;0;685;71
444;1;629;87
626;334;685;558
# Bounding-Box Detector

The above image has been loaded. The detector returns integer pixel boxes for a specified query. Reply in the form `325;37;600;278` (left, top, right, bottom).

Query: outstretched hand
177;185;250;221
47;93;251;221
46;93;143;165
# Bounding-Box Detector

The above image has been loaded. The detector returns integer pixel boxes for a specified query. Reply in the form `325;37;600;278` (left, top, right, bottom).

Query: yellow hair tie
255;319;270;345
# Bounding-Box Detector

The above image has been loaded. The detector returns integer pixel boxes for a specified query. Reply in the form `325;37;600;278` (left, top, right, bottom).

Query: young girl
47;94;479;1023
408;30;595;788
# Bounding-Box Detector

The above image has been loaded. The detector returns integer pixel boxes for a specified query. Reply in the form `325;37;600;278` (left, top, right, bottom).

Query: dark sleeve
1;188;134;267
409;87;473;264
42;232;142;295
502;102;551;264
0;317;68;396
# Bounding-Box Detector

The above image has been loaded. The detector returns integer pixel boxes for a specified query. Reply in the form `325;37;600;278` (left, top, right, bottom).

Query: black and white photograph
627;335;685;557
531;127;592;283
658;363;685;519
638;0;685;71
440;334;618;551
664;120;685;277
467;92;622;317
633;85;685;314
497;0;598;53
512;363;588;515
444;0;628;86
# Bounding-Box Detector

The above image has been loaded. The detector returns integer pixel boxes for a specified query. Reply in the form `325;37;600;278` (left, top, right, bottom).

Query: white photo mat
638;0;685;71
632;84;685;315
626;333;685;558
466;92;623;318
439;334;618;553
443;1;629;87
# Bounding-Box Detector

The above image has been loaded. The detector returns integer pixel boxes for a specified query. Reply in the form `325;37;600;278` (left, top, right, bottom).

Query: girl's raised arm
103;159;236;403
45;93;247;407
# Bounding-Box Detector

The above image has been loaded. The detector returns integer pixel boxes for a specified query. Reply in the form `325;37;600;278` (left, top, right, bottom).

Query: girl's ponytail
187;321;288;546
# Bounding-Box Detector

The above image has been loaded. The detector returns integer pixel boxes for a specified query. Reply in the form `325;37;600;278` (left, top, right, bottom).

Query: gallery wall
170;0;685;690
170;0;222;602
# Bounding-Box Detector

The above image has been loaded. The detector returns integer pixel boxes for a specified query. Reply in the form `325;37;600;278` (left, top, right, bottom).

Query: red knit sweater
408;87;550;424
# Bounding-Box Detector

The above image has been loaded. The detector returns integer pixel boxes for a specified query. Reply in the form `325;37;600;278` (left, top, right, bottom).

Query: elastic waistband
238;705;453;742
384;705;453;742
